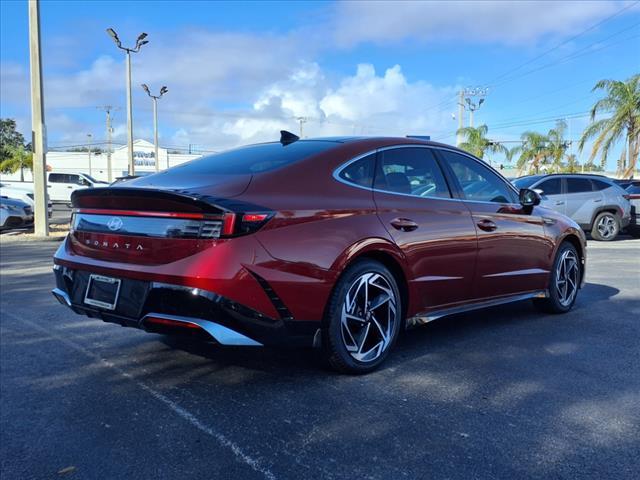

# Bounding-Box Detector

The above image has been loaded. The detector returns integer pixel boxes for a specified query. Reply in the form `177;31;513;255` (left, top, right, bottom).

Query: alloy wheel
340;272;397;363
556;249;579;307
596;214;617;239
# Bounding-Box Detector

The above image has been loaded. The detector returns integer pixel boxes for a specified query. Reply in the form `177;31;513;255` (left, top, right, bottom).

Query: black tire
533;242;580;314
590;211;620;241
321;259;402;374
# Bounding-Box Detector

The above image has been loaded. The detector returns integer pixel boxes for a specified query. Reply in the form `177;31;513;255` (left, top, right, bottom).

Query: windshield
170;141;339;175
512;176;541;189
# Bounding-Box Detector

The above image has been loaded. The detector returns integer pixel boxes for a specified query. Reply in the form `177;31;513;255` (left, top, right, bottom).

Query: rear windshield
170;141;338;175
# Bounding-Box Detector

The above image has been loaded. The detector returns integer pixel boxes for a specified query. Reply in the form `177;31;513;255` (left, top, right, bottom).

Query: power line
484;1;639;87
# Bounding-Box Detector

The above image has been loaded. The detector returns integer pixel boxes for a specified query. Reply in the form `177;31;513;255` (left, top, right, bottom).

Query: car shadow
155;282;620;374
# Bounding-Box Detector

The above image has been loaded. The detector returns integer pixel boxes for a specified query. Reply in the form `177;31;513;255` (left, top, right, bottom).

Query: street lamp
141;84;168;172
106;28;149;175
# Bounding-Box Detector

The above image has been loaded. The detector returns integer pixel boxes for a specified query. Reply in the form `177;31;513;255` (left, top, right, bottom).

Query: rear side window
49;173;64;183
566;178;593;193
338;154;375;188
440;151;516;203
538;178;562;195
592;179;611;191
171;141;338;175
374;148;451;198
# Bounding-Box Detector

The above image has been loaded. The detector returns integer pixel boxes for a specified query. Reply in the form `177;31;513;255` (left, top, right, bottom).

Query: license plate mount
84;274;121;310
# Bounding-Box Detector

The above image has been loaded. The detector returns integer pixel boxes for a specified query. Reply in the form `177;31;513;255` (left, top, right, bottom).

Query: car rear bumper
52;265;319;347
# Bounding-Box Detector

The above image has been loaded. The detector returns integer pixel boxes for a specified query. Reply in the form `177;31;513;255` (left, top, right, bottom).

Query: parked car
47;172;108;204
1;196;33;231
0;182;53;217
513;174;631;241
625;181;640;237
52;134;586;373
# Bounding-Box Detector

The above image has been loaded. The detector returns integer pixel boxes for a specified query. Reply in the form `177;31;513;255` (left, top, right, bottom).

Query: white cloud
331;0;630;46
205;62;458;147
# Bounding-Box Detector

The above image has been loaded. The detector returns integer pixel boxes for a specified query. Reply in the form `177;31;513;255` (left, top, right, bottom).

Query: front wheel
534;242;581;314
322;260;402;374
591;212;620;241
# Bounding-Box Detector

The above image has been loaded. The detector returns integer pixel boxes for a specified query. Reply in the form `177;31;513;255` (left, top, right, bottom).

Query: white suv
513;174;631;241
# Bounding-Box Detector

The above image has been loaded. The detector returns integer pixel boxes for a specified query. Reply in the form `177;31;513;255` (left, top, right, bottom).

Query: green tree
0;145;33;182
512;131;549;175
578;74;640;178
0;118;25;162
457;124;507;160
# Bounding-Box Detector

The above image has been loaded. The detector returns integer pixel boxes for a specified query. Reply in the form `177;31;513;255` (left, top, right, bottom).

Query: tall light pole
106;28;149;176
86;133;92;176
296;116;307;138
141;84;168;172
28;0;48;236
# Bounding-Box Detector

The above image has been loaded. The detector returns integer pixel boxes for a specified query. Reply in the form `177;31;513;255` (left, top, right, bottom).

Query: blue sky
1;0;638;167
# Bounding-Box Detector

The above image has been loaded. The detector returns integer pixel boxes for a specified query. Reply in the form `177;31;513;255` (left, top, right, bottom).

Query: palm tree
579;74;640;178
565;154;579;173
457;124;507;161
546;120;569;173
512;131;549;175
0;145;33;182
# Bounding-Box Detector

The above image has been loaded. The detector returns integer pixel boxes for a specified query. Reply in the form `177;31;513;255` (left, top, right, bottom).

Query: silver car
513;174;631;241
0;196;34;231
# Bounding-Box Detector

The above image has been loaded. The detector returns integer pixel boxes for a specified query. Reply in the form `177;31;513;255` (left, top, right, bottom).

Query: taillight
623;194;631;200
71;208;273;240
220;211;273;237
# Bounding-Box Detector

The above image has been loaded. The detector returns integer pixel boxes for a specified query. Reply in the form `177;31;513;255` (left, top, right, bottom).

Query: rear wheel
591;212;620;241
322;259;402;374
534;242;580;314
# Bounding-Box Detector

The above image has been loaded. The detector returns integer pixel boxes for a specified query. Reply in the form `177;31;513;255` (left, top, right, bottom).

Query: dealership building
1;139;202;183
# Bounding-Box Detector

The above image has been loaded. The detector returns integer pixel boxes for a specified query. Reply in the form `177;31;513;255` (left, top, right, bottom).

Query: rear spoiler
71;187;269;214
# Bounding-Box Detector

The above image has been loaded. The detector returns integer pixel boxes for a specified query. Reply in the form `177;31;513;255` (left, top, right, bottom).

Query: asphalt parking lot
1;238;639;479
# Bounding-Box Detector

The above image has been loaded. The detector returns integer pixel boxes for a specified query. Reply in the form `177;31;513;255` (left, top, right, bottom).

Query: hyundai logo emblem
107;217;124;232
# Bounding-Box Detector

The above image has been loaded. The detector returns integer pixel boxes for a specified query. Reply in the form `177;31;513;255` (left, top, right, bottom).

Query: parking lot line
3;310;277;480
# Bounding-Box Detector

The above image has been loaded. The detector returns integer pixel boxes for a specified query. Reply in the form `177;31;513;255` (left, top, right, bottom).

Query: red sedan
52;133;586;373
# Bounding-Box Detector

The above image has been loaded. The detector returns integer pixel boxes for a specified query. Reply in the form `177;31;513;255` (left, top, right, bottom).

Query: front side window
441;151;516;203
566;178;593;193
374;148;450;198
338;154;375;188
67;175;81;185
537;178;562;196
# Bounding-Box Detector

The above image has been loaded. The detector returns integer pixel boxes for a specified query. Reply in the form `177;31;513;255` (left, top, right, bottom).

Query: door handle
390;218;419;232
555;201;565;205
476;219;498;232
594;198;602;202
67;186;74;189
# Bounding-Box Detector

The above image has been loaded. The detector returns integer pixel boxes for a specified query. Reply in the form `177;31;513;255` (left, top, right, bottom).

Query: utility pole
141;84;168;172
106;28;149;176
28;0;48;236
456;90;465;146
86;133;92;176
97;106;117;182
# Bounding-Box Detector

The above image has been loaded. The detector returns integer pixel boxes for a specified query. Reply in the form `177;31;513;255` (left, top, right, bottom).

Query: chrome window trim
333;144;521;206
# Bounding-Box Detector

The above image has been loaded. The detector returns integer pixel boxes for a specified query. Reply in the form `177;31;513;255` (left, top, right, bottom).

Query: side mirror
519;188;541;207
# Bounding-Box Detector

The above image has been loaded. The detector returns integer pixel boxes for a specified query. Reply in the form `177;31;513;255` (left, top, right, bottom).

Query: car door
565;177;602;227
47;173;68;201
437;149;553;299
534;177;565;215
372;146;478;311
